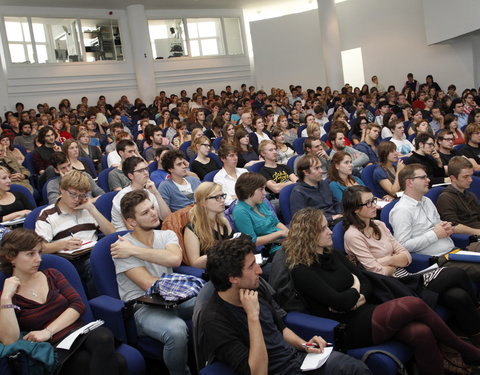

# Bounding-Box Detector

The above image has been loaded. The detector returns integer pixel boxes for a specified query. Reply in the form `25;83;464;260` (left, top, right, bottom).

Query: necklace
31;289;38;297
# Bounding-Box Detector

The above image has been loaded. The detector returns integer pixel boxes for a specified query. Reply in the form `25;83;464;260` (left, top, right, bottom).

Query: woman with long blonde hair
283;208;480;375
184;182;232;268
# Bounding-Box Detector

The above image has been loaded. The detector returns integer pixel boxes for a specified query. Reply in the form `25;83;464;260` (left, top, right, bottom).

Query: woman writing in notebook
0;229;127;375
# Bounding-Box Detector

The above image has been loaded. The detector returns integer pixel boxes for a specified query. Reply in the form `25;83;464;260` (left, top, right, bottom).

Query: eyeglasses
358;197;377;208
66;190;87;201
409;174;429;180
133;167;149;174
207;193;227;202
424;142;435;147
201;144;211;148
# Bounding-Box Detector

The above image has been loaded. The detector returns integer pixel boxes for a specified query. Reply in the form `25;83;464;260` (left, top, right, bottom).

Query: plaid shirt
146;273;205;301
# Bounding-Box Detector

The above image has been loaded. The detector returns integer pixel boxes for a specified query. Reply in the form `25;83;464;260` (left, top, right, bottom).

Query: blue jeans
134;297;195;375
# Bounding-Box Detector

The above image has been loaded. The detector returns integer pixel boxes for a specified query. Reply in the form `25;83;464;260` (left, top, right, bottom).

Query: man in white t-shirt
111;189;194;375
111;156;170;231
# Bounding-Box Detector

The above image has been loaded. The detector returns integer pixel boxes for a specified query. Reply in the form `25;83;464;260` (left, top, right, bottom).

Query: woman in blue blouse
328;151;365;202
372;141;404;200
232;172;288;255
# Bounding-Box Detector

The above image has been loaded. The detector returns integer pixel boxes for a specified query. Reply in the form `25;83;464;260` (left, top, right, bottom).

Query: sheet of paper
301;347;333;371
1;217;25;226
56;320;104;350
58;240;97;255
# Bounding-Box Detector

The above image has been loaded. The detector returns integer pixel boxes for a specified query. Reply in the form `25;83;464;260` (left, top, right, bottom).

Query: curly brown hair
0;229;45;275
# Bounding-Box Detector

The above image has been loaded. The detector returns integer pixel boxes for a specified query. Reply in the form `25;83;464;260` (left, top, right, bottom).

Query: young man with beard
13;122;36;152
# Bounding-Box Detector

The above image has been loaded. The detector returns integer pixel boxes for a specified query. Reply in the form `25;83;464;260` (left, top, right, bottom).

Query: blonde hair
60;170;90;192
191;130;206;153
283;208;329;269
306;122;320;137
258;139;275;155
188;182;231;257
0;166;10;175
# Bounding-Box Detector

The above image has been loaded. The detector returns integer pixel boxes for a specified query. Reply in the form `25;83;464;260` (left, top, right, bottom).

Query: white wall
249;0;476;92
422;0;480;45
250;11;327;91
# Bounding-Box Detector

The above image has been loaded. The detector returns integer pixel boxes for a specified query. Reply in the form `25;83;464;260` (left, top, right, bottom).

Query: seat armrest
174;265;204;278
89;295;129;342
406;253;432;273
284;311;338;343
452;234;470;249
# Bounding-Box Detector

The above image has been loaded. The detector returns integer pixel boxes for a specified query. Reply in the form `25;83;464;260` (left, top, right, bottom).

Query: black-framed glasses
207;193;227;202
201;143;211;148
410;174;429;180
358;197;377;208
133;167;149;174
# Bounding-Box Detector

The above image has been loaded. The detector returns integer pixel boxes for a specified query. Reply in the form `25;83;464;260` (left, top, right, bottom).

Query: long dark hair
342;185;381;239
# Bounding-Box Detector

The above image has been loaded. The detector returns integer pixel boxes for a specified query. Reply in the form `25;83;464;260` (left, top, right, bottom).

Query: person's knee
441;287;472;308
86;327;115;348
163;319;188;346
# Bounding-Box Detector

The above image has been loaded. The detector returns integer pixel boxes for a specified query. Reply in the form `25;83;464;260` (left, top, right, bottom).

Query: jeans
134;297;195;375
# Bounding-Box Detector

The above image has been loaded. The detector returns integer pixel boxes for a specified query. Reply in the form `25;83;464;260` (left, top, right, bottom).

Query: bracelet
0;304;21;310
44;327;53;339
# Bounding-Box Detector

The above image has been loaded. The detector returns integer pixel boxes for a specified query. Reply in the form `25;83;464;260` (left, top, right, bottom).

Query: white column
126;4;156;102
472;34;480;89
317;0;344;90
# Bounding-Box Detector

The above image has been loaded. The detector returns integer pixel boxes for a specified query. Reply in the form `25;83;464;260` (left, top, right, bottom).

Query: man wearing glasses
405;133;449;186
36;170;114;296
390;164;480;281
111;156;170;232
436;130;458;169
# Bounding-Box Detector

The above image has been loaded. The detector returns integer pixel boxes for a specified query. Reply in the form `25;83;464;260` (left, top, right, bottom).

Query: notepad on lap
300;347;333;371
56;320;104;350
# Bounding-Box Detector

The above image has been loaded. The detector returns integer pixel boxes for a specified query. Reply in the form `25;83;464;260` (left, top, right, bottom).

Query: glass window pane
36;44;48;63
201;39;218;56
190;40;200;57
9;44;26;63
81;19;123;61
224;18;244;55
27;44;34;63
197;21;216;38
187;22;198;38
148;19;185;59
32;23;46;43
5;18;29;42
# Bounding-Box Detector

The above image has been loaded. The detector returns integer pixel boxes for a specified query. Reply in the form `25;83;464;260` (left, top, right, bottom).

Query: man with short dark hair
194;237;370;375
214;145;248;206
406;133;448;185
291;154;342;227
390;163;480;281
451;98;468;129
13;122;36;152
429;106;444;133
436;130;457;168
437;157;480;236
354;123;380;163
144;126;171;162
111;190;193;375
158;150;201;212
328;130;369;174
108;139;139;191
111;156;170;231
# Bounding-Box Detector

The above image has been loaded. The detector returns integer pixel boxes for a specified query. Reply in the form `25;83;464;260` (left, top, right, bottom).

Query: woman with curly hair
283;207;480;375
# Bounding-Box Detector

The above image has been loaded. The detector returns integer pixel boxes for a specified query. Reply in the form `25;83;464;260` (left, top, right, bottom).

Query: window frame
1;15;125;65
147;16;246;60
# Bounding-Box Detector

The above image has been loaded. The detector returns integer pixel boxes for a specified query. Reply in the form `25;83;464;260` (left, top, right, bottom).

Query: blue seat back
10;184;36;208
361;164;383;198
148;160;158;174
246;161;265;173
292;137;306;155
179;141;192;157
296;125;306;138
212;137;223;150
101;153;109;170
203;169;220;182
23;204;47;230
98;167;115;192
287;155;299;171
90;231;129;298
468;176;480;201
380;199;399;233
22;152;36;176
279;183;296;225
425;186;445;204
332;221;346;253
94;191;119;221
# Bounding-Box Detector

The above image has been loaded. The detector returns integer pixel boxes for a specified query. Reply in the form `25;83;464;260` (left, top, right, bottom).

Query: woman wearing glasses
284;207;480;374
190;136;221;180
183;182;233;268
343;185;480;346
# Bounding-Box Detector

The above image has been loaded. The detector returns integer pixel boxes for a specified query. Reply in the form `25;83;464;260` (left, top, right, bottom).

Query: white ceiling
0;0;296;10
